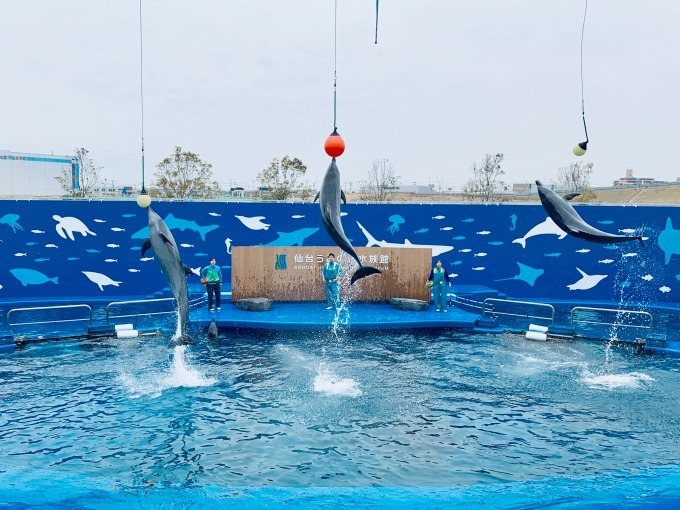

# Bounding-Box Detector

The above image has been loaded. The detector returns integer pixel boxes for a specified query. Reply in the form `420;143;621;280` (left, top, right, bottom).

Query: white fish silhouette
471;267;485;271
440;227;453;231
622;253;638;258
291;215;305;219
82;271;122;291
106;244;120;248
140;256;154;262
659;286;671;293
180;243;194;248
45;244;58;249
93;219;106;223
641;274;654;281
104;259;118;263
474;252;487;257
448;273;459;278
513;217;567;248
618;228;636;234
598;259;614;264
111;227;125;232
567;268;608;291
476;231;491;235
459;249;472;253
234;215;270;230
31;230;45;234
575;249;590;254
128;269;141;273
432;215;445;220
14;253;27;257
208;212;221;217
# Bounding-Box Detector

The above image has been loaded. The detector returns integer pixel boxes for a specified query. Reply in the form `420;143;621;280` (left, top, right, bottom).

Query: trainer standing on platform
322;253;342;310
427;259;451;312
201;257;222;312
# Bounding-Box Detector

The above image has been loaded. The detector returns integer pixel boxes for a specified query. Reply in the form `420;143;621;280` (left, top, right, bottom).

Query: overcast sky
2;1;679;191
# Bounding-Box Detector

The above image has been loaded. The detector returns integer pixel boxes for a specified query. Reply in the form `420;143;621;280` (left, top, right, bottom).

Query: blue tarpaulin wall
1;199;678;304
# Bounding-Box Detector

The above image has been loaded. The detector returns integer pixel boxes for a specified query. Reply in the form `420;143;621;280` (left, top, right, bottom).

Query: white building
0;150;76;196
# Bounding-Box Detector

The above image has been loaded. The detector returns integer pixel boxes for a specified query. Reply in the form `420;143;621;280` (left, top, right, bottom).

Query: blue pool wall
1;199;679;304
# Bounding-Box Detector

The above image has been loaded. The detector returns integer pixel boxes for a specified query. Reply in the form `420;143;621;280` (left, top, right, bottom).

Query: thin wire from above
375;0;379;44
139;0;146;192
579;0;588;117
333;0;338;129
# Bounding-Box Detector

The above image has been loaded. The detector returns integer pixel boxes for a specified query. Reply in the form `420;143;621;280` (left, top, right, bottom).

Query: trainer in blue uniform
322;253;342;310
427;259;451;312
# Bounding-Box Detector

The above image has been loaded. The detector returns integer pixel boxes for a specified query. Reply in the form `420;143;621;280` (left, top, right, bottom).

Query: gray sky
2;1;679;190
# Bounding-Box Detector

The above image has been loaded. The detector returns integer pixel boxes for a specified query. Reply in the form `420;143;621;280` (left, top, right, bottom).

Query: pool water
1;329;680;508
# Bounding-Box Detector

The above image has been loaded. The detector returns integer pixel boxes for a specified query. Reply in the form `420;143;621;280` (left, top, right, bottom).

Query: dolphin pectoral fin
563;193;580;201
183;264;194;276
160;233;174;247
141;238;152;257
350;266;382;285
168;334;195;348
341;190;347;205
313;192;320;203
639;219;648;248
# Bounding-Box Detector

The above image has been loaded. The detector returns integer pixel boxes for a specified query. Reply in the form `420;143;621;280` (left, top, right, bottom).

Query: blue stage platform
190;301;484;332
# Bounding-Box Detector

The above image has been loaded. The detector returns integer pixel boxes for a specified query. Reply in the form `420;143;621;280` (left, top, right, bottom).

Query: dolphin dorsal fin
160;233;174;246
403;239;412;245
576;267;587;277
141;239;152;257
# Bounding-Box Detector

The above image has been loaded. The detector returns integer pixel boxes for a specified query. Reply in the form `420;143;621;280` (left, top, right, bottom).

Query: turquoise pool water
1;329;680;508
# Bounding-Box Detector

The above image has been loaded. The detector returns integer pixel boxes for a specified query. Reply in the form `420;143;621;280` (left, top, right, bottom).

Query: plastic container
525;331;547;341
528;324;549;333
116;329;139;339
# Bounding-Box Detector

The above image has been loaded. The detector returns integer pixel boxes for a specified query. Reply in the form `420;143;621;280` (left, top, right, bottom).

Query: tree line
57;147;595;202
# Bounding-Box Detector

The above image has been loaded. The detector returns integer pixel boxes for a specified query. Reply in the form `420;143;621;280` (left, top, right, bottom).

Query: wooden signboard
231;246;432;302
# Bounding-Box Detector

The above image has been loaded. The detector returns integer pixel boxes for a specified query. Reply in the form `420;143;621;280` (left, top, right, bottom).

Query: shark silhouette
262;227;319;246
356;222;454;257
132;213;218;241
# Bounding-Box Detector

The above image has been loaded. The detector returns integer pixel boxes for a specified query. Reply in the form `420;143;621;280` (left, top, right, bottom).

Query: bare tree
55;148;103;197
153;146;219;199
462;153;509;202
556;161;596;202
360;159;399;202
257;155;307;200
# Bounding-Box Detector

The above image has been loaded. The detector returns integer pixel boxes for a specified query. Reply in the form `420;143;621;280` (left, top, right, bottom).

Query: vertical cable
139;0;146;192
333;0;338;130
579;0;589;142
375;0;379;44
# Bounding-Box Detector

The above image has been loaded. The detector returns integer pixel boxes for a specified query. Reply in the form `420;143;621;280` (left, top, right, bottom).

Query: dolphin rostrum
207;318;218;340
142;207;197;347
535;180;645;246
315;158;381;284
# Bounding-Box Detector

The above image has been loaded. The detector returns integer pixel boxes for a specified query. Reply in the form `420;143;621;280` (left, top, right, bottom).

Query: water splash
313;363;362;397
582;371;654;390
119;345;216;398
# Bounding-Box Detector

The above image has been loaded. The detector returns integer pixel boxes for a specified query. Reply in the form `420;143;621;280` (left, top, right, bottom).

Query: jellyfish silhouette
387;215;405;235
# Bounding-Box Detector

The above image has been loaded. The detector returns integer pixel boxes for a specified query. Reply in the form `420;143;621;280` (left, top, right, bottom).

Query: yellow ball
572;144;587;157
136;193;152;208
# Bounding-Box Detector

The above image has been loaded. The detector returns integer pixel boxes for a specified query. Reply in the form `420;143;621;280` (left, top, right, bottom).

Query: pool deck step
190;301;481;332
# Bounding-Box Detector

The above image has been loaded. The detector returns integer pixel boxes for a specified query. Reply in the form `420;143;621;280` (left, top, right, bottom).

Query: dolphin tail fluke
638;219;648;248
350;266;382;285
168;334;195;348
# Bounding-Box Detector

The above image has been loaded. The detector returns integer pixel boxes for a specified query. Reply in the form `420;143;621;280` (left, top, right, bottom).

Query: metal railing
449;293;486;312
6;304;92;335
482;298;555;329
570;306;653;339
106;297;178;325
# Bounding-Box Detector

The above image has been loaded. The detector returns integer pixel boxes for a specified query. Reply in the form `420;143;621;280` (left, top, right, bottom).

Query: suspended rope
324;0;345;158
136;0;151;207
139;0;146;193
375;0;379;44
574;0;589;156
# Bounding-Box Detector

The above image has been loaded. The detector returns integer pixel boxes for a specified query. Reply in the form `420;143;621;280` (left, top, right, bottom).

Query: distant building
0;150;77;196
613;168;669;187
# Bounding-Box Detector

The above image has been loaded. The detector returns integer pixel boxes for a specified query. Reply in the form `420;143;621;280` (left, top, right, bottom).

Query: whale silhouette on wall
535;181;644;245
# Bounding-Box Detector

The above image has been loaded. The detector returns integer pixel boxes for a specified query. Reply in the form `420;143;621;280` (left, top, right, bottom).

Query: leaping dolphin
142;207;197;347
315;158;381;284
535;180;645;245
